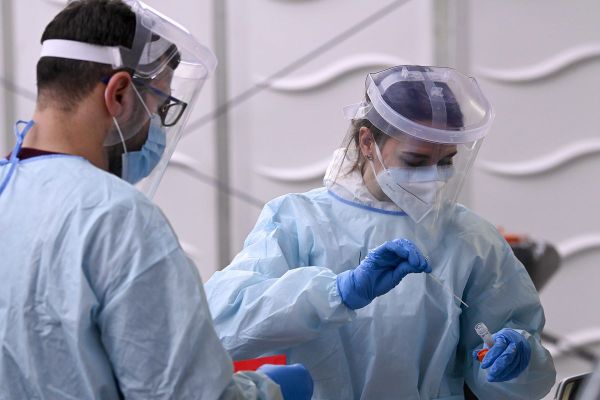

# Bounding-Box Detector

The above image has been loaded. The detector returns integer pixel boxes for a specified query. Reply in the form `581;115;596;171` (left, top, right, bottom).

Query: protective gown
0;154;281;400
205;152;556;400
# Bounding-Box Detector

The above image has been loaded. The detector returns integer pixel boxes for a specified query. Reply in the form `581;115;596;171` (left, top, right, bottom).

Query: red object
233;355;287;372
497;226;528;246
6;147;64;160
477;348;489;363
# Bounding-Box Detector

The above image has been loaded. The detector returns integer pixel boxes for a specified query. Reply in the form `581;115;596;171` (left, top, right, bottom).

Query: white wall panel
227;0;436;269
469;0;600;395
143;0;218;280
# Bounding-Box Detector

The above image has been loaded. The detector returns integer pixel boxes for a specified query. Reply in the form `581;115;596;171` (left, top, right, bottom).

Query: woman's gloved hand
336;239;430;310
473;328;532;382
257;363;313;400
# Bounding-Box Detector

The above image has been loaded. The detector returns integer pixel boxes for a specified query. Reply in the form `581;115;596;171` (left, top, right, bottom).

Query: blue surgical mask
121;115;166;184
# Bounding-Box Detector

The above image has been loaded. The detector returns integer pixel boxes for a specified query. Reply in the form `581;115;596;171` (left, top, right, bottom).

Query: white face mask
370;143;454;222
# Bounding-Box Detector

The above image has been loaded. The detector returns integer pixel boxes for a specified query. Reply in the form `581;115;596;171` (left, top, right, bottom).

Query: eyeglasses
132;77;188;127
101;76;188;127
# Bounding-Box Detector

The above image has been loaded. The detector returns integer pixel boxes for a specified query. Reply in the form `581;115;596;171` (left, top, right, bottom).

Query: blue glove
257;363;313;400
336;239;430;310
472;328;532;382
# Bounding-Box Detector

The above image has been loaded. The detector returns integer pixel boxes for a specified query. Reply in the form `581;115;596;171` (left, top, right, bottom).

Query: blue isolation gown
205;151;556;400
0;153;281;400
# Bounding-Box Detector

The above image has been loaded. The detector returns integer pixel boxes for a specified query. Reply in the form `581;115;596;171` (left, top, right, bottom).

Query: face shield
39;0;217;197
332;65;494;229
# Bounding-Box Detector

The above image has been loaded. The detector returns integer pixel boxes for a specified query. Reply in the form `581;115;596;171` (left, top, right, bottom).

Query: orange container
477;348;489;363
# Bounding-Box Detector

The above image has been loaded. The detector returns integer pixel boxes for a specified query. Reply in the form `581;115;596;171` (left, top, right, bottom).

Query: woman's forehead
385;134;457;155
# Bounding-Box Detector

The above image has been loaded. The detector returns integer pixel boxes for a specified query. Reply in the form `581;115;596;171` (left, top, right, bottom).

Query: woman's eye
401;159;427;167
438;159;454;166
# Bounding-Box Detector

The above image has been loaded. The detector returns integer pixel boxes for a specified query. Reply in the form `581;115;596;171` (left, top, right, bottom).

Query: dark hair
347;79;464;174
347;115;389;175
36;0;136;111
381;80;464;129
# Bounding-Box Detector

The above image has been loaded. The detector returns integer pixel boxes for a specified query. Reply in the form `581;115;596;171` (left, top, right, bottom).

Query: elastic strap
40;39;123;67
0;120;35;195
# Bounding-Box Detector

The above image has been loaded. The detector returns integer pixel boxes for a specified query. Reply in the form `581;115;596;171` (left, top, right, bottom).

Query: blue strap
327;189;408;216
0;120;35;195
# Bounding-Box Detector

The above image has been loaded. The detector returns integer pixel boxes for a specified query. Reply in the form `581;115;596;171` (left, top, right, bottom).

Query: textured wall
150;0;436;279
468;0;600;395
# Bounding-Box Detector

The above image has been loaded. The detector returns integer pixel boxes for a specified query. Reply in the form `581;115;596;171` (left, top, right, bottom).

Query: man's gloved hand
257;363;313;400
473;328;532;382
336;239;430;310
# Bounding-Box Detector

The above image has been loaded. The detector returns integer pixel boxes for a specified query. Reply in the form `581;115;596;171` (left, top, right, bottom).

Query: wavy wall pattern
181;241;202;262
169;151;205;177
259;138;600;182
546;328;600;359
255;157;331;182
42;0;67;6
475;43;600;83
257;54;409;92
557;234;600;260
478;139;600;177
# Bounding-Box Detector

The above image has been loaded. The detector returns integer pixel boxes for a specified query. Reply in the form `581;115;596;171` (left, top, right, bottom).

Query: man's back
0;155;234;399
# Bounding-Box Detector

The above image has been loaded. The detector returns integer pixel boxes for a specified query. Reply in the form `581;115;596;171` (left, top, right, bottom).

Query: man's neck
24;104;108;170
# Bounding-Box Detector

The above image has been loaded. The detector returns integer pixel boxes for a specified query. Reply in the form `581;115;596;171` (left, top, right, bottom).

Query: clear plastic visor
367;131;482;207
343;65;494;144
102;58;209;146
327;124;482;201
325;120;483;228
131;70;209;197
121;0;216;79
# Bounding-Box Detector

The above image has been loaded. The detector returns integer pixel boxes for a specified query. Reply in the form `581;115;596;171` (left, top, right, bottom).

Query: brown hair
345;117;390;176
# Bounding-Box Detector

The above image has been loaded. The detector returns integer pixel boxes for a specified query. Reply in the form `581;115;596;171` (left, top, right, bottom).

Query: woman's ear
358;126;374;160
104;71;132;118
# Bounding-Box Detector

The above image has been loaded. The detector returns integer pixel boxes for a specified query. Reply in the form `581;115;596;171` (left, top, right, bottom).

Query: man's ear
358;126;374;159
104;71;132;118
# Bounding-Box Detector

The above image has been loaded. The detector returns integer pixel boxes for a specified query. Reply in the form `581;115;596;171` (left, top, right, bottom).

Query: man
0;1;312;399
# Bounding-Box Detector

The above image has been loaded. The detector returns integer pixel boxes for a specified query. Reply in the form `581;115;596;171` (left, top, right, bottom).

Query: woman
205;65;556;399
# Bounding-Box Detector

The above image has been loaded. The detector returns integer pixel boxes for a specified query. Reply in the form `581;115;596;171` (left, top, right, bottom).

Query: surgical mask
110;83;166;185
120;115;166;184
370;143;454;222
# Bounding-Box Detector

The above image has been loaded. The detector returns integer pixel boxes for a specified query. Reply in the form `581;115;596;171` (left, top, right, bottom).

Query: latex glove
336;239;430;310
257;363;313;400
472;328;532;382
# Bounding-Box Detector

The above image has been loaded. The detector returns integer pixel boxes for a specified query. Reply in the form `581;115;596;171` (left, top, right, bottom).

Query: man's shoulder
66;165;177;256
60;159;153;210
34;158;161;229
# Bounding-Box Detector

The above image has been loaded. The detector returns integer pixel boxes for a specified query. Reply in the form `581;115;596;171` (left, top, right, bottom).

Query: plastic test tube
474;322;495;362
474;322;495;347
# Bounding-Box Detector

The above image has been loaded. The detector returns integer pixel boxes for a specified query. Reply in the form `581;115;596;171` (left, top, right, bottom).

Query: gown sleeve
89;195;285;400
459;228;556;400
205;196;355;359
